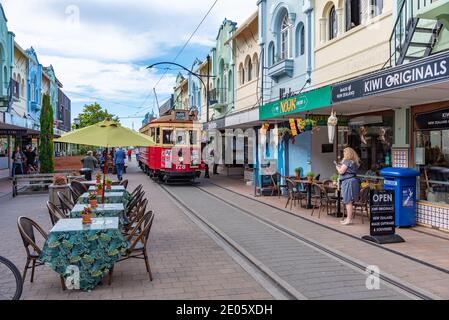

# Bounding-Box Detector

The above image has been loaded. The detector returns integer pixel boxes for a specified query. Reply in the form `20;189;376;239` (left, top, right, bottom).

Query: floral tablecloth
88;186;126;193
39;218;127;291
78;192;126;205
70;203;127;225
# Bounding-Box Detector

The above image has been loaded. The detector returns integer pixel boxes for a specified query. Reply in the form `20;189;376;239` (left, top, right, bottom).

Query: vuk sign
332;51;449;103
260;86;332;120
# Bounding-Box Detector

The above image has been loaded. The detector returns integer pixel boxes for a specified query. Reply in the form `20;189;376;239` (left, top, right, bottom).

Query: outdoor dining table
71;203;127;225
39;217;127;292
324;185;343;218
78;192;126;205
88;185;126;192
292;179;317;209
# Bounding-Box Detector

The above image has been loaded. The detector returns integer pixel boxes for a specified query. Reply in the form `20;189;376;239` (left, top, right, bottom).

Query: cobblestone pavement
200;176;449;299
164;185;423;300
0;161;273;300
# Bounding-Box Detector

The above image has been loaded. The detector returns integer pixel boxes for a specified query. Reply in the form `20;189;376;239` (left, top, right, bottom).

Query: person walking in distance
336;147;361;226
81;151;98;172
11;146;26;177
127;148;132;162
114;147;126;181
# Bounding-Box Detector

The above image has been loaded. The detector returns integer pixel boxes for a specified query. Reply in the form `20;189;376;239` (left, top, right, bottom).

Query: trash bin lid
380;167;420;178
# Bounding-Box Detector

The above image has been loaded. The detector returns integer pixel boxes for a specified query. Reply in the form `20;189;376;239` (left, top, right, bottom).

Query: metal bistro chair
271;173;287;198
109;211;155;284
57;192;74;216
285;179;305;210
311;183;326;219
46;201;67;226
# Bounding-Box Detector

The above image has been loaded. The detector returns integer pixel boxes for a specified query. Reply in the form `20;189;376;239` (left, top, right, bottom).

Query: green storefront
256;86;336;191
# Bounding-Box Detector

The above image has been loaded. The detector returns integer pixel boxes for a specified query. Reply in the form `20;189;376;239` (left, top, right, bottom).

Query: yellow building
313;0;393;88
12;42;28;119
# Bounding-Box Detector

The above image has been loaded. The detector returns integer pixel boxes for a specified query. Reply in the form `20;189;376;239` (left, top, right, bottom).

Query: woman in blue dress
336;147;361;225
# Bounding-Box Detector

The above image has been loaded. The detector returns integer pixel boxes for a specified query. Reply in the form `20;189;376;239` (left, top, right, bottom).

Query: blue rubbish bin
380;168;420;228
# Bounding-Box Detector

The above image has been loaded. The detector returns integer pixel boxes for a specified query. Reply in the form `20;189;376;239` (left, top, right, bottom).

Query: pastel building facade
0;5;14;111
26;47;43;128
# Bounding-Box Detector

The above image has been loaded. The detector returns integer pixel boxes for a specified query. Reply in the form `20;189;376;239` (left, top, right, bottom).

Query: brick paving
166;186;412;300
0;162;272;300
204;175;449;299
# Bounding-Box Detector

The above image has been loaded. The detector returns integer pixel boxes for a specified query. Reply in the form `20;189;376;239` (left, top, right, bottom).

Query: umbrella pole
103;147;108;204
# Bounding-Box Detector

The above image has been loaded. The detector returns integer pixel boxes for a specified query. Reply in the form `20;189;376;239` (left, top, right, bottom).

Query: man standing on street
115;147;126;181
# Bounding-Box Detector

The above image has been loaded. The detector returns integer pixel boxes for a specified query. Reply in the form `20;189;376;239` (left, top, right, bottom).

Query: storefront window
415;128;449;204
338;112;394;175
0;137;9;170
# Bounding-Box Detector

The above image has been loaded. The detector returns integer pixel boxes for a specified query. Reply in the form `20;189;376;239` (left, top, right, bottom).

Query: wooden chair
120;179;129;190
109;211;155;284
124;198;148;234
46;201;66;226
130;185;143;198
57;192;74;216
354;187;370;224
126;191;145;217
71;180;88;195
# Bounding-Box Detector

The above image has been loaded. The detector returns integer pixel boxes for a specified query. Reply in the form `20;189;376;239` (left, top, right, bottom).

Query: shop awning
327;50;449;116
26;128;40;136
0;122;28;136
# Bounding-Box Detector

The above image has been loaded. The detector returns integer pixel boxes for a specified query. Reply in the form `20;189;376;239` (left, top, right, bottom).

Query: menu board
369;190;395;237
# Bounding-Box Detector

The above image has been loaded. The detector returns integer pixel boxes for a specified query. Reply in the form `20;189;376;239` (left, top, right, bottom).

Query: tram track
207;180;449;278
158;182;438;300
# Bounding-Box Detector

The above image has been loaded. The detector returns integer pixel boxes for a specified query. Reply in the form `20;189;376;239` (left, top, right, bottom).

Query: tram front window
163;130;174;145
189;130;199;146
176;130;188;146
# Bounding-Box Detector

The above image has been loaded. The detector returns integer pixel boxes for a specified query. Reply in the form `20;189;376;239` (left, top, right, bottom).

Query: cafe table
88;185;126;192
78;192;125;205
324;185;343;218
39;217;127;291
71;203;127;225
292;179;317;209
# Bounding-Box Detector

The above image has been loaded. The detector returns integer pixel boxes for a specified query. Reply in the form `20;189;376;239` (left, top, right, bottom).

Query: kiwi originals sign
332;53;449;103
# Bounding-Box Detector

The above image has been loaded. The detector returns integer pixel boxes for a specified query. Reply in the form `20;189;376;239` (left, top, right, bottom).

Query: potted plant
295;167;303;179
331;174;339;187
82;207;93;225
304;119;317;131
106;178;112;190
88;192;98;208
306;172;315;184
96;183;103;196
96;172;102;184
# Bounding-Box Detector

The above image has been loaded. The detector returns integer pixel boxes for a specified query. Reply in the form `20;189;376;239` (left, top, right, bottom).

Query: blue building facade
25;47;42;129
189;58;203;117
258;0;315;178
0;4;14;111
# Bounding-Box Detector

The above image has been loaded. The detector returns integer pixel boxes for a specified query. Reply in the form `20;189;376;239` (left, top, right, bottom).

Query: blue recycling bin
380;168;420;228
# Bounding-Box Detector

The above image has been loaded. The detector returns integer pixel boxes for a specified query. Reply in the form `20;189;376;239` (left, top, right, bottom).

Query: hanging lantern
296;118;305;133
327;110;338;144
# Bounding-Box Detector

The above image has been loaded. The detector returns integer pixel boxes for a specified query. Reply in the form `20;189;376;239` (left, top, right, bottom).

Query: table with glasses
39;217;127;291
71;203;127;224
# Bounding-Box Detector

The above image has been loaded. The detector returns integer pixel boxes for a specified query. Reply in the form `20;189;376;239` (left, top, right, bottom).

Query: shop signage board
415;108;449;131
332;51;449;103
203;117;226;131
362;190;405;244
259;86;332;120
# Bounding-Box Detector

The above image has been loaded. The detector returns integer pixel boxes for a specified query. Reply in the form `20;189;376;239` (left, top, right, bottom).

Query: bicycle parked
0;256;23;300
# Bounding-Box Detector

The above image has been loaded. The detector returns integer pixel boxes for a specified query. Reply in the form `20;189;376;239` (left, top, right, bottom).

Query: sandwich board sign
362;190;405;244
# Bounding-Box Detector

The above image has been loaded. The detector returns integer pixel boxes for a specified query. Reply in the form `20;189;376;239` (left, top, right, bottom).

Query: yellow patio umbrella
55;119;155;203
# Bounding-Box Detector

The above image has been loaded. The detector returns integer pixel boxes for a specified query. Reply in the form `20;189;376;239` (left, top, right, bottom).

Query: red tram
138;109;205;183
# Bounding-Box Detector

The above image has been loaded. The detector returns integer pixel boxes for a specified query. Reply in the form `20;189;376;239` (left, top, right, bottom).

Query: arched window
371;0;383;17
295;24;305;57
329;6;337;40
280;13;292;60
346;0;361;31
252;54;259;79
21;79;25;98
268;41;275;66
239;63;245;85
246;56;253;82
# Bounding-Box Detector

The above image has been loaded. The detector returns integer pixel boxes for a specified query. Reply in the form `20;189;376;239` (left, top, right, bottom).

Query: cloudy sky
2;0;257;129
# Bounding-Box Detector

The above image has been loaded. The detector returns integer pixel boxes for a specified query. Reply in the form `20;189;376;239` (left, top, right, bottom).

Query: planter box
49;184;71;207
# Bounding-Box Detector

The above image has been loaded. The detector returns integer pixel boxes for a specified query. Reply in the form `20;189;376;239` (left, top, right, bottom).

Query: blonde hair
343;147;361;167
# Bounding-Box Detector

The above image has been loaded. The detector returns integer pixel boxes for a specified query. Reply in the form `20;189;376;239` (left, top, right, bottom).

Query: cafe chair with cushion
120;179;129;190
57;192;74;216
46;201;67;225
354;187;371;224
71;180;88;195
109;211;155;284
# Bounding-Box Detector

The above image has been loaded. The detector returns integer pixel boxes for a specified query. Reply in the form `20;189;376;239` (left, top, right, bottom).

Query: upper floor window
370;0;383;17
268;42;275;67
329;6;338;40
296;24;305;57
346;0;361;31
239;63;245;85
280;13;292;60
246;56;253;82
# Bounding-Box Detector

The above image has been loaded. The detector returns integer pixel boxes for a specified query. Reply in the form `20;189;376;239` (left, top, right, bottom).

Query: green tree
39;94;55;173
77;103;119;128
